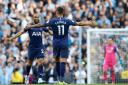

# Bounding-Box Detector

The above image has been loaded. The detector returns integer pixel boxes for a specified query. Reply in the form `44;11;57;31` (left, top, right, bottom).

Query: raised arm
26;23;49;29
7;18;17;28
26;23;44;28
9;30;25;41
43;27;53;35
9;26;31;40
76;21;98;27
48;30;53;35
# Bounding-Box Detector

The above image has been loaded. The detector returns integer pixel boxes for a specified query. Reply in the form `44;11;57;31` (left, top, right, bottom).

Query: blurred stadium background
87;29;128;84
0;0;128;84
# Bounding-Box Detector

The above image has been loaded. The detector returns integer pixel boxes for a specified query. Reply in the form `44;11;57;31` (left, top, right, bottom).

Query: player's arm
26;23;50;29
76;21;98;26
68;19;98;27
26;23;44;28
26;19;52;29
116;50;121;59
115;47;124;66
9;30;25;41
115;47;121;59
43;27;53;35
7;18;17;28
104;47;106;58
48;30;53;35
8;26;30;41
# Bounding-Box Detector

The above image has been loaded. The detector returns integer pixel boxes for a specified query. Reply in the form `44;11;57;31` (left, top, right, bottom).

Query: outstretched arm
9;26;31;40
26;23;47;29
43;27;53;35
76;21;98;27
48;30;53;35
9;30;25;40
7;19;17;28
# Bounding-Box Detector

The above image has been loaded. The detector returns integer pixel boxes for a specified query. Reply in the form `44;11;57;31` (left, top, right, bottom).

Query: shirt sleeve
67;19;77;26
104;46;106;57
23;27;29;32
114;45;118;52
42;27;49;32
104;46;106;51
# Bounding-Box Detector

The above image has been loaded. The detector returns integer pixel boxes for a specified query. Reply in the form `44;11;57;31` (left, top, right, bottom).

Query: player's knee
27;60;33;66
37;58;44;65
103;69;107;73
55;58;59;62
55;58;67;62
111;69;115;73
61;58;67;62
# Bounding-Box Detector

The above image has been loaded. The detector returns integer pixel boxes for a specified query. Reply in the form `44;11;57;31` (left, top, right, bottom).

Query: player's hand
118;58;124;69
26;24;31;29
6;38;12;41
24;25;31;32
91;21;98;27
119;58;123;65
48;30;53;35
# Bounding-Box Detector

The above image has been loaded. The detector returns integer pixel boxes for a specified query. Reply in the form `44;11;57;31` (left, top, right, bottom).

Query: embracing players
8;14;52;84
26;6;97;83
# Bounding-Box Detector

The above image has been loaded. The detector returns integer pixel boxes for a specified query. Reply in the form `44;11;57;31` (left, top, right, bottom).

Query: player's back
51;17;69;39
47;17;76;39
46;17;76;47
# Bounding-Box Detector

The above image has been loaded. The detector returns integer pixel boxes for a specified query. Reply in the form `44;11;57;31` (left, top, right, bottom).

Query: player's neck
108;44;113;46
57;14;63;18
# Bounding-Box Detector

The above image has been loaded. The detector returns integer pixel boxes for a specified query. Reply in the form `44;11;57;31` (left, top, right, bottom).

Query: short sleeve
42;27;49;32
67;19;76;26
114;45;118;52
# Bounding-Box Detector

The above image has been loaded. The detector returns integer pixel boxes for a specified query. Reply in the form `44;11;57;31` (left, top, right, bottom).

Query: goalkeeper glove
118;58;123;67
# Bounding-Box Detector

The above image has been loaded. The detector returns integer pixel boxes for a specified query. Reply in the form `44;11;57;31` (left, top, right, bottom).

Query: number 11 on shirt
58;25;64;35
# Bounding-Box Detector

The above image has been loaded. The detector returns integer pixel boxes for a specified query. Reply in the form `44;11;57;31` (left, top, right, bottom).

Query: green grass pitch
42;83;128;85
8;84;128;85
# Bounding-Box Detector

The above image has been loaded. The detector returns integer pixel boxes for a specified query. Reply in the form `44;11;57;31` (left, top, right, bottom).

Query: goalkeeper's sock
103;71;107;81
111;70;115;83
37;64;44;78
56;62;66;81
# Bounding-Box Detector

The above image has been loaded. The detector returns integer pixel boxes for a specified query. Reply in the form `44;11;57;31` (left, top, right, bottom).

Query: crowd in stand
0;0;128;84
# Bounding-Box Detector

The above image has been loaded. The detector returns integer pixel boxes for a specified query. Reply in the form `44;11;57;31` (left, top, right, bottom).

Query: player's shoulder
50;17;59;21
65;18;76;23
30;28;41;31
51;18;56;20
63;18;71;21
50;17;71;21
104;45;107;48
46;18;56;23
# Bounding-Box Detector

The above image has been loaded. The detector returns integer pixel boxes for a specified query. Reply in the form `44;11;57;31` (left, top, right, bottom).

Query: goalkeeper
103;38;123;84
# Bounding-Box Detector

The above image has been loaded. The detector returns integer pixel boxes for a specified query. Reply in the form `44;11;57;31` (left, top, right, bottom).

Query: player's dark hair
56;6;64;15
